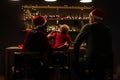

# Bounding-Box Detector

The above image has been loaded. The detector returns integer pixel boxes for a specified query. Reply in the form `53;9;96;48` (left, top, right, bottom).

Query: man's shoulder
31;30;46;35
82;23;93;30
27;30;45;39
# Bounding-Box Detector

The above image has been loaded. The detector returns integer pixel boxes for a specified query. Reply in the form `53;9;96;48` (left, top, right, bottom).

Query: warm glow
80;0;92;3
10;0;20;1
44;0;57;2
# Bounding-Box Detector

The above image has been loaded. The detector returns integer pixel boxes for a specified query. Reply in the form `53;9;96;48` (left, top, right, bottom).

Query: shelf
21;5;92;31
47;18;89;20
22;18;89;21
22;5;93;10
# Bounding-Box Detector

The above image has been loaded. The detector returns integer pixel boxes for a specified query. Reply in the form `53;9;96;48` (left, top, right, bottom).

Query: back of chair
14;52;48;79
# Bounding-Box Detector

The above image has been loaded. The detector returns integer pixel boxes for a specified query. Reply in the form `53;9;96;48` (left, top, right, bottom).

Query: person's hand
64;41;69;47
18;44;24;49
47;30;57;38
26;28;32;32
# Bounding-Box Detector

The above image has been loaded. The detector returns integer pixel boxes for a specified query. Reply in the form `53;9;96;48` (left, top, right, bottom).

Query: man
73;9;113;80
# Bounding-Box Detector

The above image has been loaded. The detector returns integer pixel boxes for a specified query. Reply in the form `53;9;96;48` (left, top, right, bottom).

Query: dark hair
37;23;47;33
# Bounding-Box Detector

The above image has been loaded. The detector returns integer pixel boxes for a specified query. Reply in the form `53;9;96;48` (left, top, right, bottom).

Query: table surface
6;46;85;50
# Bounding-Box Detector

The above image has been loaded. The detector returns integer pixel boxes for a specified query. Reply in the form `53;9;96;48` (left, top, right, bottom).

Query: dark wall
0;1;25;53
0;0;25;74
93;0;120;68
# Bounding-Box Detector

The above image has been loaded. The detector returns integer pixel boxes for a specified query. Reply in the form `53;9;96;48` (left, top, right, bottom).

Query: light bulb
80;0;92;3
44;0;57;2
10;0;20;1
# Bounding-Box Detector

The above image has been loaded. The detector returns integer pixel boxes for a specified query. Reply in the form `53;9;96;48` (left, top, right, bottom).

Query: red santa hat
89;9;105;20
32;16;47;27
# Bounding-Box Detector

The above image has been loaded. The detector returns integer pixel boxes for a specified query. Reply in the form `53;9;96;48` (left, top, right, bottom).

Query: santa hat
89;9;105;20
32;16;47;27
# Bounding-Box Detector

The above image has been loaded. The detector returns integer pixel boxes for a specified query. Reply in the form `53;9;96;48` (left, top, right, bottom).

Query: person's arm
22;30;32;51
67;34;72;46
47;30;57;39
73;24;90;59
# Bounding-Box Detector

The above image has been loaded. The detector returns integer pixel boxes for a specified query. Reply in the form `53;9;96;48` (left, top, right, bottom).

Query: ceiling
4;0;93;6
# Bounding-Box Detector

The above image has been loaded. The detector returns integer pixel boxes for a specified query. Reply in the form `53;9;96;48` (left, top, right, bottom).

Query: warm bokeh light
80;0;92;3
9;0;20;1
44;0;57;2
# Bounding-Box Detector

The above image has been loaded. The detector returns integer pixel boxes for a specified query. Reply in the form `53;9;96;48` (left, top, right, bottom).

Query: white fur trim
90;12;103;20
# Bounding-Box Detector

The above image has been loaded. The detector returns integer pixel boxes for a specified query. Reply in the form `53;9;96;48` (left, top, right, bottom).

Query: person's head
32;16;47;31
59;24;70;34
89;8;105;23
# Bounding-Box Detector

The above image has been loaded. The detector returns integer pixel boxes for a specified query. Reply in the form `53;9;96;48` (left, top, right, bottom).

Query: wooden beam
22;5;93;10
